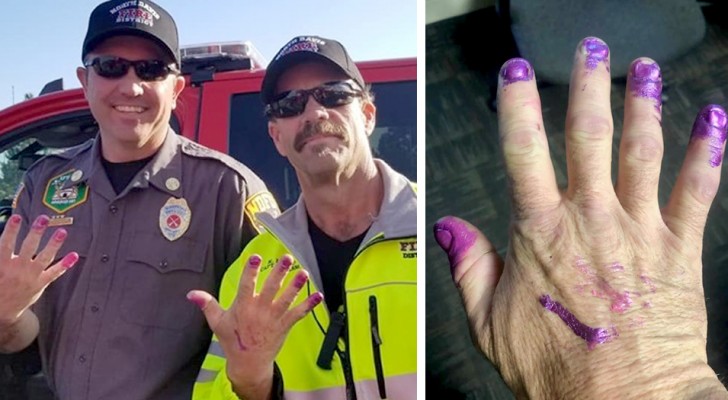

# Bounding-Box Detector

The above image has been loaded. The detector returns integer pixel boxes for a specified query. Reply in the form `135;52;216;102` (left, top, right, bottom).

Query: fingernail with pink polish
32;215;50;230
629;59;662;108
280;256;293;270
294;273;308;289
186;292;206;309
61;252;79;269
249;255;262;268
691;104;728;167
500;58;534;87
582;37;609;71
8;215;21;225
53;229;68;242
433;216;476;269
309;292;324;308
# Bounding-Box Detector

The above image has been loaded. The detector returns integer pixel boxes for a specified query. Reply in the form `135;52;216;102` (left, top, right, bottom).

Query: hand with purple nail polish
187;254;321;400
434;37;728;399
0;214;78;353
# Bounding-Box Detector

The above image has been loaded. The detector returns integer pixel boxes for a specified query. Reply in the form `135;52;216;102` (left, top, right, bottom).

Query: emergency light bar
180;41;268;74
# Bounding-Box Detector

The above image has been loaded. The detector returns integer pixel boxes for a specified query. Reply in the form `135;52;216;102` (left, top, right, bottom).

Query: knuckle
501;127;546;162
568;112;613;143
621;134;663;164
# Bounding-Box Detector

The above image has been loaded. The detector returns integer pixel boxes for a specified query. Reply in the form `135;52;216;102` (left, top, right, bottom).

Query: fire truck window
228;80;417;210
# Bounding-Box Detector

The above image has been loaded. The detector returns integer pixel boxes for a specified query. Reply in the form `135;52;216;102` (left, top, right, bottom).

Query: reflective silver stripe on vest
208;340;225;357
355;374;417;400
195;368;219;383
285;374;416;400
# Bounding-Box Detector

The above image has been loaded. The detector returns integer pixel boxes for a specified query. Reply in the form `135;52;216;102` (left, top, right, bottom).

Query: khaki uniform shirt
12;130;279;400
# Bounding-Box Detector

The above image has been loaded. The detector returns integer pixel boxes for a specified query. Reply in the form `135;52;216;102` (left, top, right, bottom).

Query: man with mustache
188;36;417;400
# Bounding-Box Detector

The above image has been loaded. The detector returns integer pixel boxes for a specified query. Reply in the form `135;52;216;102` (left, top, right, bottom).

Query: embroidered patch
42;170;89;214
244;191;280;233
159;197;191;241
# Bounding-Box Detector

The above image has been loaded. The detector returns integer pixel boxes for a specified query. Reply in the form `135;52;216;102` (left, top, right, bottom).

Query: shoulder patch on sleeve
244;191;281;233
11;182;24;210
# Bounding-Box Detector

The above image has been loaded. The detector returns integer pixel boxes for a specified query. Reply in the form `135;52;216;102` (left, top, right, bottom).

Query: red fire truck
0;41;416;399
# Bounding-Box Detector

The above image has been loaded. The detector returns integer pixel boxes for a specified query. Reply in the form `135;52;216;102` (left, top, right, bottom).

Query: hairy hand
434;37;728;399
188;254;322;398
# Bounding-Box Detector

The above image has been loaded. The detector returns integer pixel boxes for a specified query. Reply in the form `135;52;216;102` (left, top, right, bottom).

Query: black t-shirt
102;156;154;194
308;216;367;313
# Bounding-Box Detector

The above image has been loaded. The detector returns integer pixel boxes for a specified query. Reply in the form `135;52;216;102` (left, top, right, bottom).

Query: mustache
293;121;347;152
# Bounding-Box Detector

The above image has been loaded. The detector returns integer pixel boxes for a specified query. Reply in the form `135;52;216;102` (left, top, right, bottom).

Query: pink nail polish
53;229;68;241
32;215;50;230
61;252;79;269
186;292;206;309
293;273;308;289
249;255;262;268
8;215;21;225
281;256;293;270
309;292;324;308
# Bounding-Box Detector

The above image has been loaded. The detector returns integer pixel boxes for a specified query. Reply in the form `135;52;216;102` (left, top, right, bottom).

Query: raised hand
188;254;322;399
434;37;728;399
0;214;78;329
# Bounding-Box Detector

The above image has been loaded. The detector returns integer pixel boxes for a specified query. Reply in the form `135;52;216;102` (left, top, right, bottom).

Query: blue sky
0;1;417;109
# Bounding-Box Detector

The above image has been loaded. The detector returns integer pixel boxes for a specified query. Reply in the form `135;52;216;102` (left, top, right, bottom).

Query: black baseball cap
261;35;365;104
82;0;180;67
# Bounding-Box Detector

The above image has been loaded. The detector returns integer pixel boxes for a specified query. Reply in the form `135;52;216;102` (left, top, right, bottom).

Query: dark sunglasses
265;80;363;119
84;56;179;81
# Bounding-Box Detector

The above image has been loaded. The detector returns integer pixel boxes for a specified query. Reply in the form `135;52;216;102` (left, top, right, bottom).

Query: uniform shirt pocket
120;232;207;329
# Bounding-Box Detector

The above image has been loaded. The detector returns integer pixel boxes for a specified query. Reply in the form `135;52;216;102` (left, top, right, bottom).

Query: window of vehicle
228;80;417;209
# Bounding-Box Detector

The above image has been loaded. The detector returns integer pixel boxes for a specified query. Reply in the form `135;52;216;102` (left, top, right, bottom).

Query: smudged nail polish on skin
540;294;615;349
691;105;728;167
500;58;534;86
574;258;633;313
629;59;662;110
234;330;248;351
582;37;609;71
433;217;477;268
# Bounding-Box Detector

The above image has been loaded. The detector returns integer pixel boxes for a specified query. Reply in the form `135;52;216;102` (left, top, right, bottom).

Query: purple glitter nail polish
582;37;609;71
691;105;728;167
629;59;662;110
500;58;534;86
540;294;615;349
433;217;476;268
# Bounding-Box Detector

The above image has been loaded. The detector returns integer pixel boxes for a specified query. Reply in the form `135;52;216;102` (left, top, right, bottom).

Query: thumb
187;290;225;331
433;216;504;332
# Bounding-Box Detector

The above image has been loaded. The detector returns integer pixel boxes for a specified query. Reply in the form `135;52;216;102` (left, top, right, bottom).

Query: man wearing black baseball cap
0;1;277;399
191;35;417;400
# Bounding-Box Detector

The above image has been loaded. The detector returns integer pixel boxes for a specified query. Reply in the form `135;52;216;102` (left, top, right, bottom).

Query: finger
33;229;68;270
187;289;226;331
18;215;50;262
564;37;615;199
274;270;309;315
258;255;294;304
497;58;561;218
0;215;23;258
663;105;728;242
616;58;664;218
433;216;504;334
236;254;263;301
39;252;78;287
284;292;323;328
